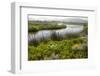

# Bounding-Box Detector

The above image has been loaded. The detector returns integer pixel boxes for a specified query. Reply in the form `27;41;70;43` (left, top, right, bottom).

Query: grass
28;21;88;60
28;21;66;32
28;37;88;60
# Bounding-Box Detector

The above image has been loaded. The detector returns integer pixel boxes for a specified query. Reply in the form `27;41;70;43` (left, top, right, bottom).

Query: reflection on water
28;24;84;42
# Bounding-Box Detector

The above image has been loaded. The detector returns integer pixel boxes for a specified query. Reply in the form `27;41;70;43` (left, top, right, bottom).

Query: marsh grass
28;37;88;60
28;21;66;32
28;21;88;60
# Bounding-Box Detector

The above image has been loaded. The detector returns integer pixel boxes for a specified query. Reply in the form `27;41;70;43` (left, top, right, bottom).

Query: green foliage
79;23;88;36
28;21;66;32
28;37;88;60
28;21;88;60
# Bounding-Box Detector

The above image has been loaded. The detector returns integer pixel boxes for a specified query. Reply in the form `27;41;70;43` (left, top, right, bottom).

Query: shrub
28;37;88;60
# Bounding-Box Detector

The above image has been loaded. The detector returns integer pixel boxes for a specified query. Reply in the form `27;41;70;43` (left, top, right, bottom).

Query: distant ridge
29;18;88;24
62;18;88;24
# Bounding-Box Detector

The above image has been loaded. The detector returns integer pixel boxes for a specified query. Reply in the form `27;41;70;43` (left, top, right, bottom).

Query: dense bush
28;37;88;60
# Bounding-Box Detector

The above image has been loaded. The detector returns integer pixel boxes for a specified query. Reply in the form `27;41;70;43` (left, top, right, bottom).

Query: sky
28;15;88;21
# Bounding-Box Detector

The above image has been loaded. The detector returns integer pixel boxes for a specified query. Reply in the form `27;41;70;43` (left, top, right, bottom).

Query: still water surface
28;24;84;42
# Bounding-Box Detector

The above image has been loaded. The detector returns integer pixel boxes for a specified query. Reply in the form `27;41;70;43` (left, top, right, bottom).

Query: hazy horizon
28;15;88;22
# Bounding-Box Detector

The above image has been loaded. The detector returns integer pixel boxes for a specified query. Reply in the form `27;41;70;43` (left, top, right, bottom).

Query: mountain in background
62;18;88;24
29;18;88;24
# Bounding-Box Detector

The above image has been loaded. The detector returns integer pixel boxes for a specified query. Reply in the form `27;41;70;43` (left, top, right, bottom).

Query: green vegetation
28;21;66;32
28;20;88;61
28;37;88;60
